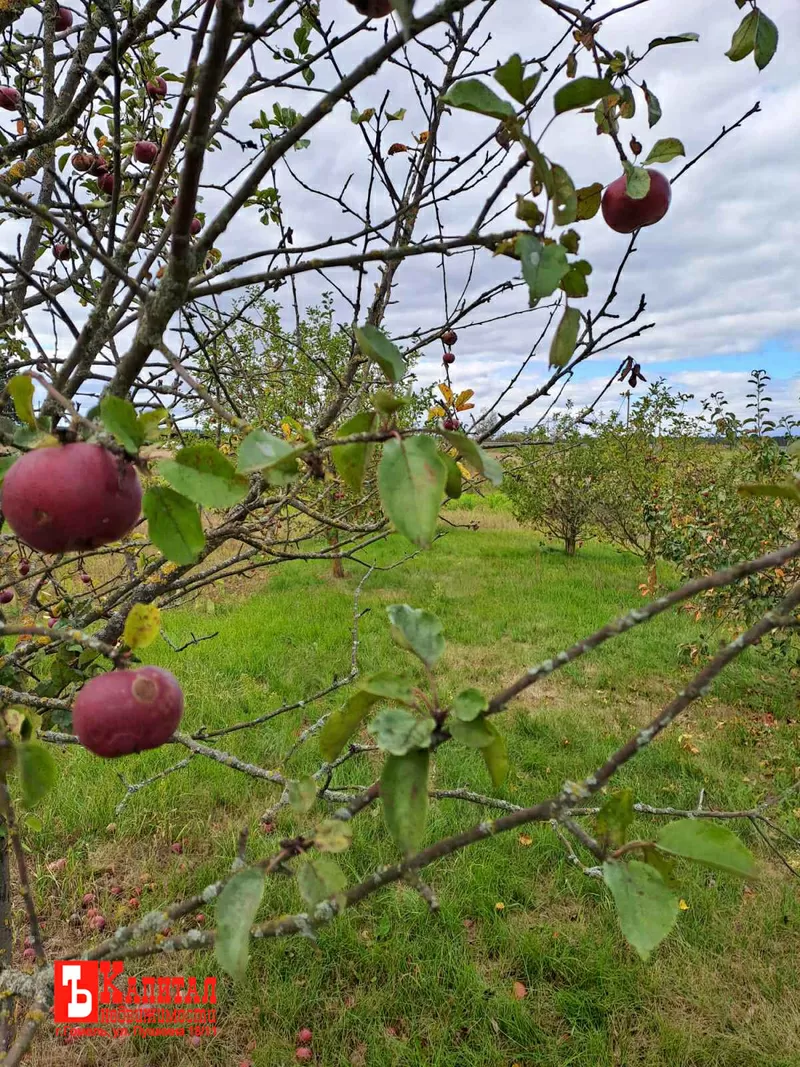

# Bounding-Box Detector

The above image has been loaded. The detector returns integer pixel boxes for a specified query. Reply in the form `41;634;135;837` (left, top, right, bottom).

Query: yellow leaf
438;382;453;404
418;130;429;143
457;462;472;480
494;901;505;911
454;389;474;407
428;405;446;419
678;899;690;911
456;403;475;412
281;421;293;440
518;834;532;846
6;375;36;429
122;604;162;650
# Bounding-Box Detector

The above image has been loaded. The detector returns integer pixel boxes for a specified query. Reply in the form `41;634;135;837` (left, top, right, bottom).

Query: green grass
26;508;800;1067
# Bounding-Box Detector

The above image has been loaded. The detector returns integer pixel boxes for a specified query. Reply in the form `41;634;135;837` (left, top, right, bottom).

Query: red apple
346;0;392;15
54;6;73;31
443;417;459;431
601;168;671;234
441;329;457;345
53;243;71;261
442;351;455;365
18;560;30;577
79;572;92;584
72;666;184;758
295;1050;313;1063
145;76;167;99
90;155;110;175
1;442;142;554
0;86;21;111
297;1028;313;1045
189;217;202;235
134;140;158;164
0;589;14;604
90;914;106;931
98;171;115;195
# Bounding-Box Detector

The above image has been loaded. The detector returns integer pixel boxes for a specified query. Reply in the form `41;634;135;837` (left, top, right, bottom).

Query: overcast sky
10;0;799;431
234;0;799;431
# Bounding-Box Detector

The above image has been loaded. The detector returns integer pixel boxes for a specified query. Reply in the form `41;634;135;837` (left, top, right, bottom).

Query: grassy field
25;501;800;1067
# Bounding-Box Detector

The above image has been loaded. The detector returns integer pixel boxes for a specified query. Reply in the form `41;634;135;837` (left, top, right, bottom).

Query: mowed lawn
27;502;800;1067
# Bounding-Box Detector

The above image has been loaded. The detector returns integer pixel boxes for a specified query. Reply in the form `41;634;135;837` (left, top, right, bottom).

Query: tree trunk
329;531;345;579
0;774;12;1051
564;533;577;557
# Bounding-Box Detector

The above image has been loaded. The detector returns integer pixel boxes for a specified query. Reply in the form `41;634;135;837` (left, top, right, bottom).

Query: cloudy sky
219;0;798;431
9;0;798;432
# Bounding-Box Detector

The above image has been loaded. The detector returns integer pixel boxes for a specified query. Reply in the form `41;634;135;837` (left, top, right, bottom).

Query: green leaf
355;324;406;384
318;671;414;762
297;855;347;910
313;819;353;853
332;411;376;494
553;76;614;114
515;195;544;228
442;79;516;120
449;716;495;749
738;481;800;503
596;788;634;848
480;720;508;788
361;671;416;704
517;235;569;301
441;453;463;499
16;742;57;808
644;137;685;164
138;406;169;441
372;389;410;415
6;376;36;429
725;10;757;61
649;32;699;50
142;486;205;564
378;436;446;549
215;868;265;981
122;603;161;650
453;688;488;722
655;819;756;878
622;162;651;200
560;260;592;299
641;81;662;128
319;690;376;763
386;604;445;667
549;306;582;369
753;10;779;69
441;431;503;486
99;395;144;454
493;54;540;105
551;164;577;226
603;860;679;960
520;134;554;199
575;182;603;220
559;228;580;254
381;750;429;855
0;454;17;487
158;444;249;508
368;707;434;756
236;429;302;484
617;84;636;120
287;776;317;814
641;845;678;890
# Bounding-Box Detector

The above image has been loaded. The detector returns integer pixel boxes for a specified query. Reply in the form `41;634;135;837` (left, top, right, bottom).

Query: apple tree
0;0;793;1059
